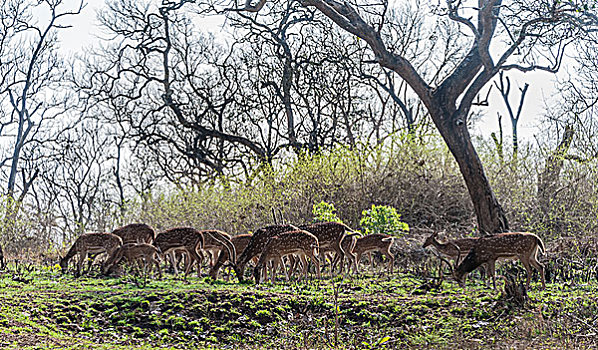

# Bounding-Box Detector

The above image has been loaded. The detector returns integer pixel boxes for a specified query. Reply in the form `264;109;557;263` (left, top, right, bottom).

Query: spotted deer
234;224;299;282
453;232;546;290
253;230;320;284
60;233;123;276
199;230;236;267
330;234;358;274
112;223;156;244
353;234;395;274
299;222;359;275
103;243;162;278
423;231;479;264
154;227;205;278
209;233;253;280
423;231;487;282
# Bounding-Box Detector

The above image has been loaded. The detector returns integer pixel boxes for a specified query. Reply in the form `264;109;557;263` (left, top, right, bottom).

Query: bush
312;201;344;223
359;205;409;237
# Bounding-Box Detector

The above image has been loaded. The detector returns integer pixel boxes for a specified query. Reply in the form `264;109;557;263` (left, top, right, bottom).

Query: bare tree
0;0;83;202
494;71;529;160
218;0;598;234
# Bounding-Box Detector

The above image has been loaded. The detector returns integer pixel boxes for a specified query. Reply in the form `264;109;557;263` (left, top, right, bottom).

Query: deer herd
59;221;547;290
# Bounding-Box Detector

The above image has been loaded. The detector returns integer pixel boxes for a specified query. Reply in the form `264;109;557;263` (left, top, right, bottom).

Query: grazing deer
453;232;546;290
209;233;253;280
154;227;205;278
423;231;490;284
253;230;320;284
299;222;359;275
112;223;156;244
60;233;123;276
103;243;162;278
353;234;395;274
234;224;299;282
199;230;237;267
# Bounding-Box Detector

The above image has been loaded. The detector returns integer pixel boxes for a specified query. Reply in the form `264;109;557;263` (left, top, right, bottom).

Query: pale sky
52;0;562;145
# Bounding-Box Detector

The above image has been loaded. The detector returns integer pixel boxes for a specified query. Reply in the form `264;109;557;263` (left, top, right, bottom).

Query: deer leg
288;255;297;279
77;250;87;277
385;248;395;275
488;260;497;290
529;255;546;290
154;256;162;279
184;248;203;279
307;252;320;280
297;254;308;281
271;258;281;284
519;257;533;290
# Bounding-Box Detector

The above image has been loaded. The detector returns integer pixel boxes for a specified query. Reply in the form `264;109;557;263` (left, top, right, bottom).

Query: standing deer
453;232;546;290
103;243;162;278
234;224;298;282
154;227;205;278
353;234;395;274
60;233;123;276
423;231;479;263
112;223;156;244
299;222;359;275
253;230;320;284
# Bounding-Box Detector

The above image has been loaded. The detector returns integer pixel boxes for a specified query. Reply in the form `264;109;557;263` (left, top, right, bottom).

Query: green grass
0;267;597;349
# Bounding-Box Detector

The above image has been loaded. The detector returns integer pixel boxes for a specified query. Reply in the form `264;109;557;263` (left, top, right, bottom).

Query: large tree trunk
433;109;509;234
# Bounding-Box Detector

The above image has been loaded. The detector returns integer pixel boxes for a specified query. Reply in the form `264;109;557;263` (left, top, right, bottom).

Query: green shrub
359;205;409;237
312;201;343;223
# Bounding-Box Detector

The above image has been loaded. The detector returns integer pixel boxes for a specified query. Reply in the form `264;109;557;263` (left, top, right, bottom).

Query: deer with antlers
452;232;546;290
103;243;162;278
253;230;320;284
60;233;123;276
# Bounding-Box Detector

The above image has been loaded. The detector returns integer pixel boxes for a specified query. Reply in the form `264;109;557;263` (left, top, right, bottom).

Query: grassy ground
0;266;597;349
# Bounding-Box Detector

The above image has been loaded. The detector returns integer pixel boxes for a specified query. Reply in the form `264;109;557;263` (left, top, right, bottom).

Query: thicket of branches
0;0;597;263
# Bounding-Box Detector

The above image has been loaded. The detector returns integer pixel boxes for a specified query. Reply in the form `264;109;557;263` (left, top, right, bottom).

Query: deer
299;222;360;275
103;243;162;278
352;234;395;274
423;231;479;264
306;233;356;276
182;230;236;277
209;233;254;280
153;227;205;279
452;232;546;290
199;230;237;267
234;224;299;282
60;233;123;276
253;230;320;284
112;223;156;244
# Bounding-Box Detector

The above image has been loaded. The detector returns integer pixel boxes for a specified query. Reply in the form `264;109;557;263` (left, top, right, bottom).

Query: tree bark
432;108;509;234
